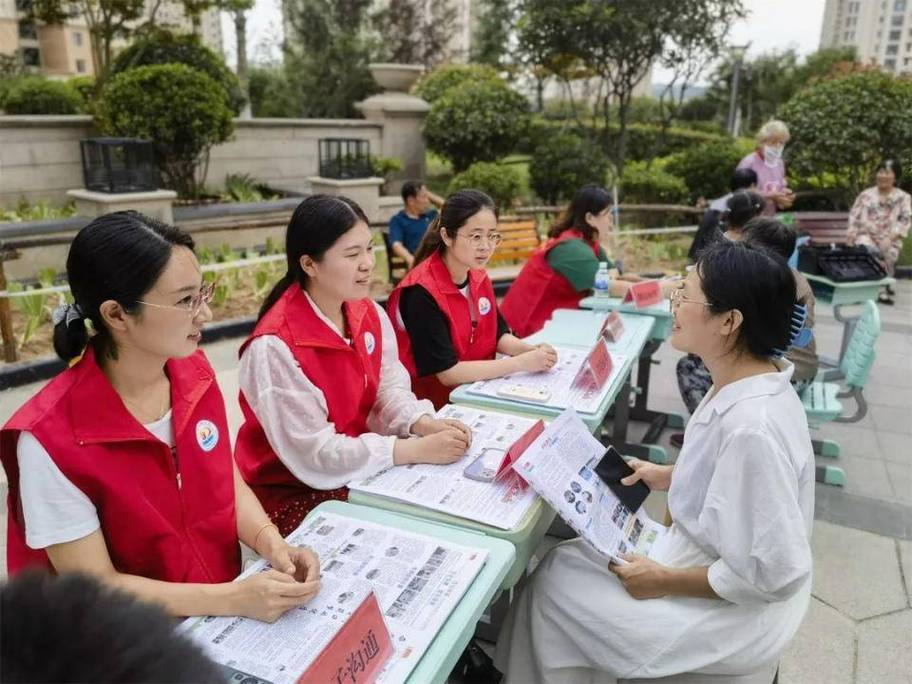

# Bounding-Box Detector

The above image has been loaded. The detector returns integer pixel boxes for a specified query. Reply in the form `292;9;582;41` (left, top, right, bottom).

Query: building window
885;58;897;69
21;47;40;66
887;43;900;54
73;31;83;46
891;29;902;39
845;31;852;41
892;14;905;26
895;0;907;10
75;59;86;73
18;19;37;39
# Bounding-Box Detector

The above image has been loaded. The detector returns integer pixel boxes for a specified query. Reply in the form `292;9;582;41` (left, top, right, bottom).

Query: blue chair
801;300;880;486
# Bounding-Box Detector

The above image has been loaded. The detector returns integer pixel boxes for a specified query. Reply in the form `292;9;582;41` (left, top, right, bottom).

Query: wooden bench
791;211;850;246
382;217;542;285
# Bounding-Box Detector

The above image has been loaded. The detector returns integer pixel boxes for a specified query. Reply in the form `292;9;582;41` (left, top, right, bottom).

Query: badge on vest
364;331;376;355
195;420;219;452
478;297;492;316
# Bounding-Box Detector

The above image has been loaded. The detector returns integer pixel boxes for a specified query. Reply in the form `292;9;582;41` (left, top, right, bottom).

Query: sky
222;0;828;84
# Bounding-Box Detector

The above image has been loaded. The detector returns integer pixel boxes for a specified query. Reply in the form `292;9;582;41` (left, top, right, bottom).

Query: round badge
478;297;492;316
195;420;219;452
364;331;376;355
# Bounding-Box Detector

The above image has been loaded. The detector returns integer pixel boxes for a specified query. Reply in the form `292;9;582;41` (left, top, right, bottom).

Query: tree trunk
235;9;251;119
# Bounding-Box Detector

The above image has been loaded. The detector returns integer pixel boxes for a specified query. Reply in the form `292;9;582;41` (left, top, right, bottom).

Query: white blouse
669;359;815;605
238;295;434;490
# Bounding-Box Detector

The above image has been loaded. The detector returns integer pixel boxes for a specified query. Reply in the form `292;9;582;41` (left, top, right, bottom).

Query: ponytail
412;189;497;268
52;304;90;363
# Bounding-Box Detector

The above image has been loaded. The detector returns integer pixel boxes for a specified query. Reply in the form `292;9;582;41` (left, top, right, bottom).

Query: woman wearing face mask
0;212;320;622
235;195;471;535
387;189;558;409
846;159;911;305
495;240;814;684
737;119;795;215
501;184;643;339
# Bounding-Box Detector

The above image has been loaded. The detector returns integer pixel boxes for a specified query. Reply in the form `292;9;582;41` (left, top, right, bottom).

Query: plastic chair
800;299;880;486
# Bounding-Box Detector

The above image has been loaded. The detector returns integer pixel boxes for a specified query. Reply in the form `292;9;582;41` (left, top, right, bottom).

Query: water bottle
593;261;611;298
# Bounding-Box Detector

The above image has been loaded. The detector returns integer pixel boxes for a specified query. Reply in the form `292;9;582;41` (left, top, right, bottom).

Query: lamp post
726;43;751;137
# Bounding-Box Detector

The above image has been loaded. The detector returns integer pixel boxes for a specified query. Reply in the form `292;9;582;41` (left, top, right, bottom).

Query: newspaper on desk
180;511;487;684
512;409;666;562
465;345;628;414
349;405;540;530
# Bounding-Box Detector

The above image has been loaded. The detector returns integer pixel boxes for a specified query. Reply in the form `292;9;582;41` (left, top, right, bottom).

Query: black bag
797;245;887;282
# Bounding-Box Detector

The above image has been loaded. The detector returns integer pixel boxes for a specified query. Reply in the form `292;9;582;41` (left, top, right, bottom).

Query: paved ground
1;281;910;683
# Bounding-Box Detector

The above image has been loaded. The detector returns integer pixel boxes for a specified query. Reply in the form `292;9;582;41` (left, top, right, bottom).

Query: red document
599;310;625;342
622;280;663;308
299;592;393;684
496;419;546;488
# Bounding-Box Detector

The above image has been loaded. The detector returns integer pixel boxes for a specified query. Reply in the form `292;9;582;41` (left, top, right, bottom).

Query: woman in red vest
235;195;471;536
501;184;638;338
0;212;320;621
388;189;558;409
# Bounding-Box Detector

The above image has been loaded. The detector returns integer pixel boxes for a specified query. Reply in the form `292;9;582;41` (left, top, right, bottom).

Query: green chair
801;300;880;486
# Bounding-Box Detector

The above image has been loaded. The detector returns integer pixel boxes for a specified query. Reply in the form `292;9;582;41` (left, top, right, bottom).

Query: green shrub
620;161;689;204
2;78;83;114
541;98;593;121
66;76;96;111
248;66;299;117
424;79;530;172
110;30;242;113
448;161;522;210
664;138;754;202
97;64;234;198
414;63;501;103
613;123;731;161
529;131;610;204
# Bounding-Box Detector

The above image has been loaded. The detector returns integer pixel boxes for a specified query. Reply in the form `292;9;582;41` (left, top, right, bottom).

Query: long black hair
258;194;369;321
548;184;612;243
412;189;497;267
696;240;797;358
53;211;195;362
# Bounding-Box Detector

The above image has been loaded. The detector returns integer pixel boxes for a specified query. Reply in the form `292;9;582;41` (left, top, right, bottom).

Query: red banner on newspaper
573;339;613;391
622;280;662;308
598;310;625;343
299;592;393;684
496;419;545;489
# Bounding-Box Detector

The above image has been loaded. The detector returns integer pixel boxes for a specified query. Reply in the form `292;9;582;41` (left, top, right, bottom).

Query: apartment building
820;0;912;73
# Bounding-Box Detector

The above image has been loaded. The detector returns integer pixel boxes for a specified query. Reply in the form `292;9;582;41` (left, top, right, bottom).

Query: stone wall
0;116;407;208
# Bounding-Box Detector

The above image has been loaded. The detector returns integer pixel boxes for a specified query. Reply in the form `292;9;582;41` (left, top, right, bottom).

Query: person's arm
427;190;445;208
388;217;414;268
846;192;866;245
894;192;911;240
391;241;414;268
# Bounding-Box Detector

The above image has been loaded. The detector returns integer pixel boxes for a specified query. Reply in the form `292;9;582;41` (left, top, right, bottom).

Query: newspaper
512;409;666;562
349;405;540;530
180;512;488;684
465;346;628;415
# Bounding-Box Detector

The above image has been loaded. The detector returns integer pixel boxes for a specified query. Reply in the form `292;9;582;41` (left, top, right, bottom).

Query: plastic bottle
593;261;611;298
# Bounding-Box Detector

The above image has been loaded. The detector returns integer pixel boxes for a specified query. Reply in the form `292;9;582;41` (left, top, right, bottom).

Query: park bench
792;211;850;246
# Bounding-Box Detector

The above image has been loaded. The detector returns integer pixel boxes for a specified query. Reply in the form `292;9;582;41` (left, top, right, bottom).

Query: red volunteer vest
235;286;383;535
501;230;601;338
0;347;240;582
387;251;498;409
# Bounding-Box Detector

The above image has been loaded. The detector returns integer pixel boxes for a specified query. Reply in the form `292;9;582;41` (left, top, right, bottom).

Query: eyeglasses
457;232;503;248
670;287;712;309
136;282;215;317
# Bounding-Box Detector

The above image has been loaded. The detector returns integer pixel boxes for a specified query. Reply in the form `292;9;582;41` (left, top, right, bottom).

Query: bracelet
253;522;279;556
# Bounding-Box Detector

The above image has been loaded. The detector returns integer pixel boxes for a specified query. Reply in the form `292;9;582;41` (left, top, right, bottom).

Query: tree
371;0;458;68
471;0;518;69
282;0;377;117
778;71;912;200
28;0;145;79
97;64;234;198
220;0;254;117
516;0;744;172
529;130;610;203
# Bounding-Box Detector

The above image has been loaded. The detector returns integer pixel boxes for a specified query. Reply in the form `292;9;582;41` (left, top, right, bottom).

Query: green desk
309;501;515;684
578;295;673;341
801;272;895;381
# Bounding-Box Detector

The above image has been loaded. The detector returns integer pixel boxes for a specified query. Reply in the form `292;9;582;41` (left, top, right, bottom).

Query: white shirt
16;411;176;550
669;359;815;605
238;295;434;490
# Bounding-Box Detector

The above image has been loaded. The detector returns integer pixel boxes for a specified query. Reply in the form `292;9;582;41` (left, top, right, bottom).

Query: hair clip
51;302;84;327
771;303;811;358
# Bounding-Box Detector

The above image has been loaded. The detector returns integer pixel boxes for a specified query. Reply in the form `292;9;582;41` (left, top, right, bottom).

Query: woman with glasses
0;211;320;621
496;240;814;683
235;196;471;536
501;184;647;339
388;189;558;408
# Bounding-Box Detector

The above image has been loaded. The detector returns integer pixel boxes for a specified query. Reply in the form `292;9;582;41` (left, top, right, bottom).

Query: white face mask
763;144;784;165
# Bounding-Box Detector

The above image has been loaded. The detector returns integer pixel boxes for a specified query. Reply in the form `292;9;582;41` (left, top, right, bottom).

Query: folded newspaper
511;409;666;562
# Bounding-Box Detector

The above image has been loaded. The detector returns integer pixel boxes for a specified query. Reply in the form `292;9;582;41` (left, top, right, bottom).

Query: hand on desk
514;344;558;373
396;417;472;465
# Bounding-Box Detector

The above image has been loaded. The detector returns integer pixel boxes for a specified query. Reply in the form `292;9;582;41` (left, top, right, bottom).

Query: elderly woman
495;240;814;683
737;119;795;215
847;159;911;305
